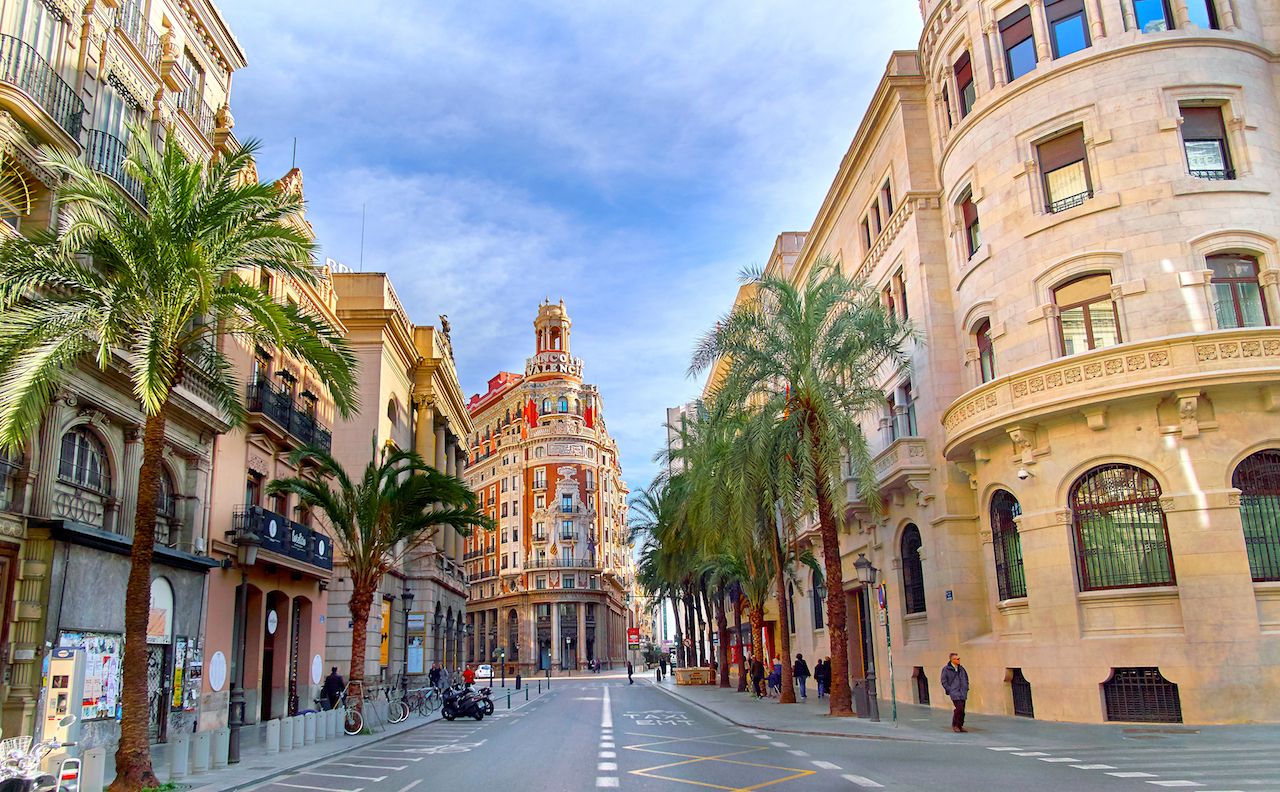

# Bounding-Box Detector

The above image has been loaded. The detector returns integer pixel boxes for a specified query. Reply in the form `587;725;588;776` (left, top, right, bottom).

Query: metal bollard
169;734;189;779
525;687;529;701
80;748;106;792
280;717;294;752
506;692;511;709
213;727;230;768
192;730;212;774
265;718;281;754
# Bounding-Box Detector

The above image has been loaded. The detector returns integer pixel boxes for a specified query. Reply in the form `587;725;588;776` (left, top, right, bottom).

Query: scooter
476;686;496;717
440;684;486;721
0;716;78;792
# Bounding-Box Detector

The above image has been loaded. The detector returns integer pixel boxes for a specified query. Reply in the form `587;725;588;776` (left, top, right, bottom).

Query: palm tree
0;129;358;790
268;442;492;697
691;256;911;717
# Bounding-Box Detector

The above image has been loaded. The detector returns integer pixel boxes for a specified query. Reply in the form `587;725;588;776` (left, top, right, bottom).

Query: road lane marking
770;742;789;747
393;782;421;792
1072;765;1117;770
1037;758;1080;763
275;784;360;792
596;778;619;788
602;742;615;748
298;773;384;782
987;747;1022;752
812;760;842;770
788;750;810;757
1146;783;1202;788
599;763;618;771
754;734;771;740
1108;772;1159;778
325;763;405;771
600;751;616;758
842;774;885;788
1012;751;1049;756
602;686;613;729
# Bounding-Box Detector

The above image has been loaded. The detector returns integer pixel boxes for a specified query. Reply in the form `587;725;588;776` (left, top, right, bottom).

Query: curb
652;681;922;743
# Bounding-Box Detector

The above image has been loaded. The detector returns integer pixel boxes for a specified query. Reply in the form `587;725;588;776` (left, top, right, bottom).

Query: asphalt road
243;677;1280;791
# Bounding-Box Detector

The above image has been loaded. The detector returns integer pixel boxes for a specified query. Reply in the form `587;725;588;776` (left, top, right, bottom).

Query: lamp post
401;590;414;682
853;553;881;723
227;521;261;764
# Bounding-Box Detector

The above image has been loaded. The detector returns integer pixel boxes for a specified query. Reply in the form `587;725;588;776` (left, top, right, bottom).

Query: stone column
1029;0;1051;61
443;435;457;562
577;602;587;667
549;602;559;669
985;23;1006;87
118;425;144;537
29;402;66;516
1088;0;1106;39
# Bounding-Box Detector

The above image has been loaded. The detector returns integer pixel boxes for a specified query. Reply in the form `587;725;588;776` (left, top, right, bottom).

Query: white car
475;663;494;682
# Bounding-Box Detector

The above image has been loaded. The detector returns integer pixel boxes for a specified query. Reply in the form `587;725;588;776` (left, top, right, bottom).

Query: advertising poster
57;631;123;721
172;637;187;709
185;638;203;709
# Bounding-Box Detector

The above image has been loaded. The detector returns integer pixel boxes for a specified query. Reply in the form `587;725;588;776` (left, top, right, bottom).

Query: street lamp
853;553;881;723
228;519;261;764
401;590;415;681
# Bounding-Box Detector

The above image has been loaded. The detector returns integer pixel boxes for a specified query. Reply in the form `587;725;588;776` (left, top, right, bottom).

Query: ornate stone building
0;0;245;752
463;300;636;673
728;0;1280;724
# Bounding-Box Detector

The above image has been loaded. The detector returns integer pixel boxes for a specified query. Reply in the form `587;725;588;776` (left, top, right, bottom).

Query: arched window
0;447;21;511
1071;464;1174;590
811;572;826;629
990;489;1026;599
901;524;927;614
158;468;177;520
1054;273;1120;355
1233;449;1280;581
58;427;110;493
558;397;568;413
541;398;551;414
975;319;996;383
387;398;398;426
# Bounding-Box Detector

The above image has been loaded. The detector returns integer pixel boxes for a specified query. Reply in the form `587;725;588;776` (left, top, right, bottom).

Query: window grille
1071;464;1175;590
1233;449;1280;581
991;490;1026;599
901;524;927;614
1103;667;1182;723
1010;668;1035;718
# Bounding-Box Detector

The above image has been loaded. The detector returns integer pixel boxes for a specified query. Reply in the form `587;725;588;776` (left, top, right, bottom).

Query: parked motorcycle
476;686;496;717
440;684;486;721
0;716;78;792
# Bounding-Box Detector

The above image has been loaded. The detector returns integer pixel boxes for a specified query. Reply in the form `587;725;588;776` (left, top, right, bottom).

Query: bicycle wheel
344;707;363;735
389;700;410;724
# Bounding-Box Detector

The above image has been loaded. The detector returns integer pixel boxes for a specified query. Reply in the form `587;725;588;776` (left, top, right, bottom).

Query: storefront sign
627;627;640;650
525;351;583;377
407;612;426;632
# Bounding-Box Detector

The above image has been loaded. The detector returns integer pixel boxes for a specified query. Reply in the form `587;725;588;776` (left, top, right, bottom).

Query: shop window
1132;0;1174;32
1232;449;1280;581
960;190;980;257
1070;464;1175;590
954;52;975;117
901;524;927;614
59;428;110;493
1038;128;1092;212
1047;0;1090;57
1180;105;1234;180
1102;667;1182;723
991;490;1026;599
1000;6;1038;81
1054;273;1120;355
1207;254;1268;328
975;319;996;383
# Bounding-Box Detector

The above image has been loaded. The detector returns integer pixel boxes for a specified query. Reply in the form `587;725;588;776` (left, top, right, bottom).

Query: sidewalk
652;675;1280;750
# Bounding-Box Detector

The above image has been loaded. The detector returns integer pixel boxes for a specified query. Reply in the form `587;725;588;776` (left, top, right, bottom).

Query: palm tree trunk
347;573;379;715
771;537;796;704
694;587;707;666
683;590;697;667
811;435;855;717
715;585;730;688
671;595;684;668
702;586;717;669
109;412;167;792
733;592;747;692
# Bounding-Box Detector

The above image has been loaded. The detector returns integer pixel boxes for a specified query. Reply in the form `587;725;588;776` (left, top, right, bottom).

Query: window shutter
1038;128;1087;171
1047;0;1086;22
953;52;973;86
961;195;978;226
1000;5;1034;44
1180;106;1226;140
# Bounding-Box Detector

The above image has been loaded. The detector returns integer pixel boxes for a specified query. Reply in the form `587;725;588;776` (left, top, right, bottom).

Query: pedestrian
463;664;476;687
768;657;782;698
320;666;344;710
428;663;441;690
659;656;668;678
815;657;830;699
793;653;811;699
940;652;970;733
627;660;634;684
655;661;662;682
749;657;765;699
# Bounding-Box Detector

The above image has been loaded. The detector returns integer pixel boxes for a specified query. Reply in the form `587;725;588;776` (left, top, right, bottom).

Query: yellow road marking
626;734;817;791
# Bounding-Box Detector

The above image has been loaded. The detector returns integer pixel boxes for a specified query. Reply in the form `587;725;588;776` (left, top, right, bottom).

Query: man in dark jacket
793;654;811;699
815;658;830;698
627;660;634;684
429;663;441;689
320;667;344;710
940;652;970;732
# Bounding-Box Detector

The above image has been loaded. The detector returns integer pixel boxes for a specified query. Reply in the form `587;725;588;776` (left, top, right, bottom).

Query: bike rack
57;757;81;792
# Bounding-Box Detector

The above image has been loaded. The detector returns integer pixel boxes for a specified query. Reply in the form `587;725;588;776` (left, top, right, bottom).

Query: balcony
0;34;84;140
114;1;162;72
84;129;146;206
246;378;332;452
942;328;1280;458
177;86;215;141
232;505;333;572
525;557;596;570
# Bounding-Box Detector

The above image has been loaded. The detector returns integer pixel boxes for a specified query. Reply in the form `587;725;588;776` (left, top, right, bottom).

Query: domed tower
534;298;572;354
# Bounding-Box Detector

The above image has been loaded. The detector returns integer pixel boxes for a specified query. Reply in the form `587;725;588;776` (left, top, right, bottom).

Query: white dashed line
754;734;771;740
1012;751;1049;757
986;747;1023;752
601;741;615;749
771;741;790;747
1145;783;1202;788
812;760;842;770
299;773;384;782
596;778;619;788
842;774;885;788
598;763;618;771
1037;758;1080;763
1072;764;1117;770
1108;772;1159;778
599;751;616;758
394;782;422;792
788;750;810;757
275;785;359;792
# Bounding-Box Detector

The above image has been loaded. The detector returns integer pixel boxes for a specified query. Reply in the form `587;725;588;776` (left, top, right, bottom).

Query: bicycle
384;685;410;724
404;686;441;716
320;690;364;736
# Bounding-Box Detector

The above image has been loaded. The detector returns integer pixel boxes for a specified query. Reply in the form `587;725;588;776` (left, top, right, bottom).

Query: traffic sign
627;627;640;649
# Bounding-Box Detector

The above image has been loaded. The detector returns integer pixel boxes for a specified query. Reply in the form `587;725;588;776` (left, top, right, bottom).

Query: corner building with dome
462;300;637;673
725;0;1280;725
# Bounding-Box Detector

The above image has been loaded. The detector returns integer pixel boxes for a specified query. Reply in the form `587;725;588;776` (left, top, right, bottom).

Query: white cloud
214;0;924;492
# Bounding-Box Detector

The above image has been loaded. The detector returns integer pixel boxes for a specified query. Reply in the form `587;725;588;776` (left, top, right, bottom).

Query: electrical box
43;648;84;745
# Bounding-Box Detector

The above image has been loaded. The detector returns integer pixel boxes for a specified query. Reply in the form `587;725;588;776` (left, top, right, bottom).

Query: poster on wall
185;639;203;710
171;637;187;709
407;636;424;674
57;631;123;721
379;599;391;667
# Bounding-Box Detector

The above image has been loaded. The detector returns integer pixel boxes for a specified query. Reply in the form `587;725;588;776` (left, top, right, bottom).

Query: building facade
0;0;245;751
730;0;1280;724
464;300;636;673
323;271;471;685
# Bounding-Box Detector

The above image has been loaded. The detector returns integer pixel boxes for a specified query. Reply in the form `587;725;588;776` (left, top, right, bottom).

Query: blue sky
214;0;923;493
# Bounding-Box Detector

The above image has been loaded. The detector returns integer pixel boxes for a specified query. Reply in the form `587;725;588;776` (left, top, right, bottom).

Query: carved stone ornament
979;529;993;543
1159;496;1175;512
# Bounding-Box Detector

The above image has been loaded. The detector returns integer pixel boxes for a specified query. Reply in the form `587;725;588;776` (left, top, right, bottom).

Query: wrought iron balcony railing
84;129;146;206
246;378;333;452
1046;189;1092;214
233;505;333;571
524;557;596;570
1190;168;1235;181
114;0;162;71
0;34;84;139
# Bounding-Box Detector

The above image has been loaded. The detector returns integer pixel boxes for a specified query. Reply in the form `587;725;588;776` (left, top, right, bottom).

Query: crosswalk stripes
985;743;1280;789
